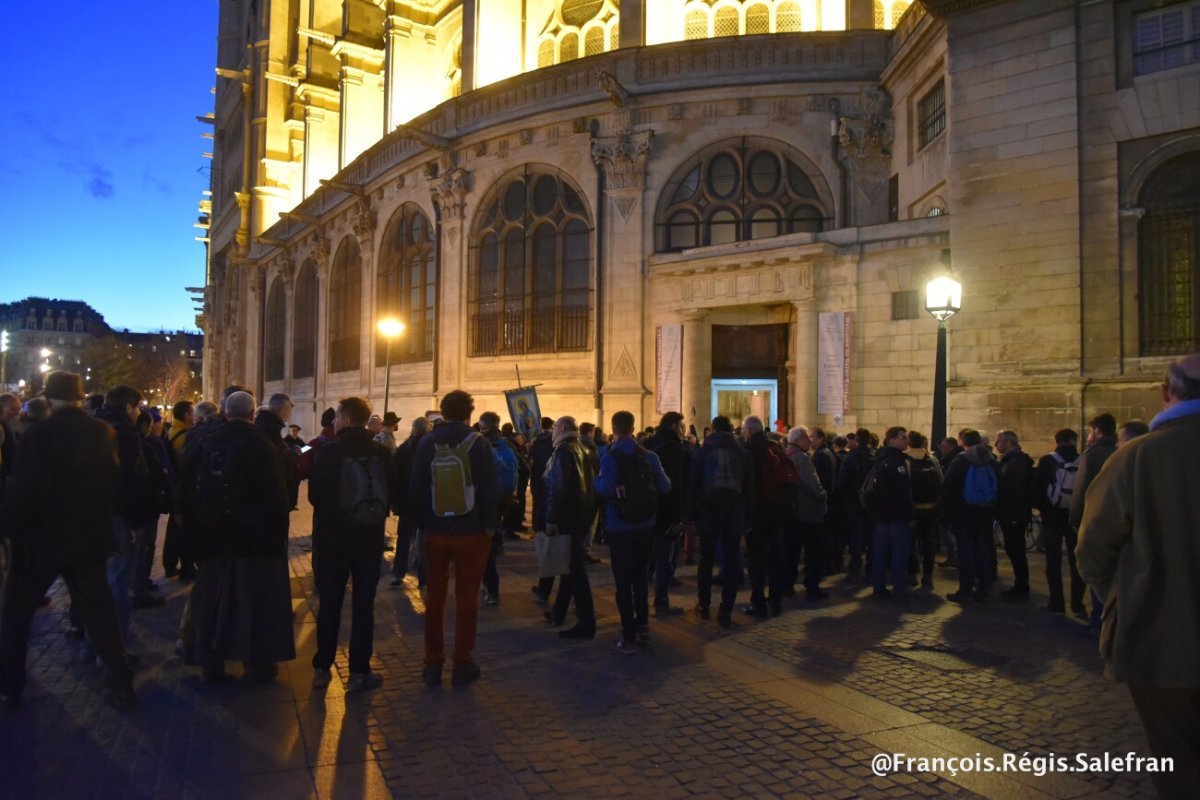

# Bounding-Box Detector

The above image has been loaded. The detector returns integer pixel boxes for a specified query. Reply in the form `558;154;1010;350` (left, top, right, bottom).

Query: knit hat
320;407;336;427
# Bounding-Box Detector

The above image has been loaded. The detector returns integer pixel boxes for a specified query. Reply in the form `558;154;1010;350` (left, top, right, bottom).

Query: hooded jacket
595;435;671;532
309;426;399;549
941;443;1000;528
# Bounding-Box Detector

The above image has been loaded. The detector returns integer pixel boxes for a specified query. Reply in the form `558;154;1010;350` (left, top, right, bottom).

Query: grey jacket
786;445;827;524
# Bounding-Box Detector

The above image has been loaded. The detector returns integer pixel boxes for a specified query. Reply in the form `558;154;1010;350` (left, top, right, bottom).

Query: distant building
0;297;203;401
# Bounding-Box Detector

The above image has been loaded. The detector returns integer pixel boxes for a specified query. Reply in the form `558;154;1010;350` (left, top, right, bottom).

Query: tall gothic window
263;276;286;381
469;168;593;356
657;139;831;251
377;203;436;364
1139;153;1200;356
293;260;317;379
534;0;620;66
328;237;362;373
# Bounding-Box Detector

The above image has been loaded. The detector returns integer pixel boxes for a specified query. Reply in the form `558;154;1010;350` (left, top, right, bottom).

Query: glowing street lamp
925;274;963;447
376;317;405;418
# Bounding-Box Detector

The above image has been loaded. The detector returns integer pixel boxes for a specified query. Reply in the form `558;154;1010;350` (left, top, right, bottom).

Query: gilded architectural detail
590;129;653;190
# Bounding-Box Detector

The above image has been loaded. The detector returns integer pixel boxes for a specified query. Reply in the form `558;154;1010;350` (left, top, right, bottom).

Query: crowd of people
0;356;1196;797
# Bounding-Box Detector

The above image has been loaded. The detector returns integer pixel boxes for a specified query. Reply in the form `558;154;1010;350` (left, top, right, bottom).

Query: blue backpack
963;463;998;508
491;437;519;498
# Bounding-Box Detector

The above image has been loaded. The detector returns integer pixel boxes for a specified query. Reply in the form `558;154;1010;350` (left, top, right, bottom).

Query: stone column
847;0;876;30
592;126;653;427
280;258;296;386
619;0;645;48
312;234;332;412
461;0;477;95
679;308;711;431
427;156;470;402
792;300;818;426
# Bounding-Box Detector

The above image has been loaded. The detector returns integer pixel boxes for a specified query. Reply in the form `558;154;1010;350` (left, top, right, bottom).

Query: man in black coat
180;390;294;683
390;417;429;586
648;411;692;615
835;428;874;583
256;393;300;510
942;429;1002;603
865;427;915;599
1032;428;1083;614
0;371;135;710
95;384;151;646
995;429;1035;601
528;417;556;601
309;397;398;693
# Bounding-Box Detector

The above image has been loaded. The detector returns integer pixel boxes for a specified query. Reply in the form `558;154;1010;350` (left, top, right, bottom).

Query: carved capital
426;154;470;222
310;231;331;269
591;129;653;191
352;196;376;256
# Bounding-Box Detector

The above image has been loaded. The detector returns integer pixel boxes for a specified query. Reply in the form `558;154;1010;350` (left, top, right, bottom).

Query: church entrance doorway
710;323;790;428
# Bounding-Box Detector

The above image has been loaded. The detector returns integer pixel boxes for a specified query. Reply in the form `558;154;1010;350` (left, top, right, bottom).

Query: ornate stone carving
611;346;638;381
425;153;470;222
519;129;533;145
590;129;653;190
596;71;632;108
836;86;893;161
613;195;637;221
473;141;487;157
310;231;330;271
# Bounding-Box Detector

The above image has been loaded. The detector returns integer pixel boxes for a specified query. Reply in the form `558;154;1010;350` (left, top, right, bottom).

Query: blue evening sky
0;5;218;333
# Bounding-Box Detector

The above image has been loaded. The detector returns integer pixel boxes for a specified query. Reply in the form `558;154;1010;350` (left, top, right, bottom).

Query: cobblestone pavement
0;503;1156;799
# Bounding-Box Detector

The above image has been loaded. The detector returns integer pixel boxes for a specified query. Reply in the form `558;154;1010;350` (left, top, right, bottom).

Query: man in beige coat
1077;354;1200;798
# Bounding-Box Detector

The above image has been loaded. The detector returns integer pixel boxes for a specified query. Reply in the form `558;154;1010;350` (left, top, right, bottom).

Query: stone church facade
202;0;1200;442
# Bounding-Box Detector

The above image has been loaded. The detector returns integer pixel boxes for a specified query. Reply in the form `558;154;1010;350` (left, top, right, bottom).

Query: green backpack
431;432;480;517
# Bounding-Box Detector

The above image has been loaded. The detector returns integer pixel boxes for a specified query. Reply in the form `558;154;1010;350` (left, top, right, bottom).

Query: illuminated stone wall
204;1;1197;447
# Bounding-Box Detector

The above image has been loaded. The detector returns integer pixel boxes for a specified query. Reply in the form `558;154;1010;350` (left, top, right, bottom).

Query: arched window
657;140;831;251
776;1;801;31
263;276;285;381
584;25;605;56
292;260;318;379
746;4;770;34
538;39;555;67
377;203;436;364
1139;153;1200;356
684;8;708;39
875;0;912;29
470;168;593;356
714;7;739;37
328;237;362;373
561;32;579;61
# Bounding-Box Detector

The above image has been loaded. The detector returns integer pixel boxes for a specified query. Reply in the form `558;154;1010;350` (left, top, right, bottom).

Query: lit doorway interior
711;379;778;426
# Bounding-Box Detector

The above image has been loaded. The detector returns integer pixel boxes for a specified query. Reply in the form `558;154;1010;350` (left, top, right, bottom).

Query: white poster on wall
655;324;683;415
818;312;853;423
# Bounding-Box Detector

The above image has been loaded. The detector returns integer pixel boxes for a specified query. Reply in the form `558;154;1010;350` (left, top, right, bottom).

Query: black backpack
909;455;942;505
613;449;659;523
339;455;390;527
190;433;241;531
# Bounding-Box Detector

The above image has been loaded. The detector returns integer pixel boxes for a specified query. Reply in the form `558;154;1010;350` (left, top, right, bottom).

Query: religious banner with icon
504;387;542;439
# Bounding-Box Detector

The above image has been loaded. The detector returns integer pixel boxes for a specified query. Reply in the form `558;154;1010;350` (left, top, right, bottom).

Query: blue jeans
607;527;654;643
106;517;136;642
871;521;912;594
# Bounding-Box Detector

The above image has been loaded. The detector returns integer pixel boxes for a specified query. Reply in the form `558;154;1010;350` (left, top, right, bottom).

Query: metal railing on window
469;297;591;356
1139;208;1199;356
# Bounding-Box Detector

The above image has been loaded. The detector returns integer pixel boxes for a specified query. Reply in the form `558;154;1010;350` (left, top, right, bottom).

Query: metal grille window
328;237;362;373
657;140;830;252
292;260;317;379
1139;153;1200;356
469;168;593;357
892;290;919;321
714;7;739;37
746;4;769;34
377;203;436;364
685;9;708;39
1134;2;1200;75
263;276;285;381
917;80;946;150
584;26;605;56
776;2;801;31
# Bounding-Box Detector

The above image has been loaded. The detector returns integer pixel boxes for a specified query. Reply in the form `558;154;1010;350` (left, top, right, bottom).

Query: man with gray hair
181;390;295;683
256;392;299;509
1077;354;1200;797
544;415;600;639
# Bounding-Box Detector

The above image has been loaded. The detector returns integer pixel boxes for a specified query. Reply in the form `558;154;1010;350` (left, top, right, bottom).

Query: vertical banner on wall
817;312;853;424
655;324;683;415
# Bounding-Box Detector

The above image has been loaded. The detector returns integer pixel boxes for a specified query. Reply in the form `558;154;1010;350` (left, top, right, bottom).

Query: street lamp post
924;275;963;448
376;317;405;418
